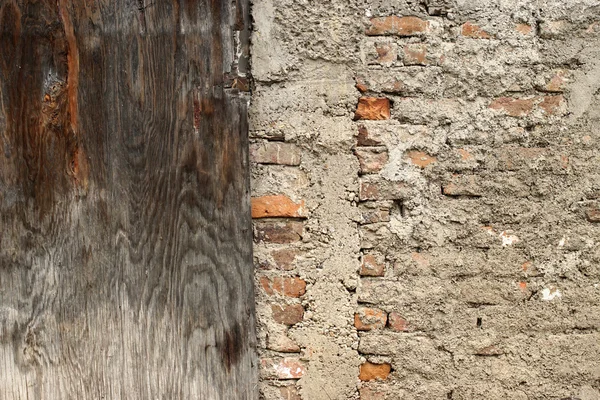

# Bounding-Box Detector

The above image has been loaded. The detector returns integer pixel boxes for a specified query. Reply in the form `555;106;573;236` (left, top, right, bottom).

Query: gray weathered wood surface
0;0;257;398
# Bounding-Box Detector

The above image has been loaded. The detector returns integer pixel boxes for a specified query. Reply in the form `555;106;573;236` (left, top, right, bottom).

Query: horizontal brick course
354;97;391;120
250;142;301;166
254;221;303;243
251;195;307;218
359;362;392;381
366;16;429;37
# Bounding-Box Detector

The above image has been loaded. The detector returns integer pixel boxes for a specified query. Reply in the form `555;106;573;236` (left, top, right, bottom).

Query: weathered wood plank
0;0;256;398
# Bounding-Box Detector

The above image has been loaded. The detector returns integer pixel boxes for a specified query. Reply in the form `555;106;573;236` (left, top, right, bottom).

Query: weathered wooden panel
0;0;256;398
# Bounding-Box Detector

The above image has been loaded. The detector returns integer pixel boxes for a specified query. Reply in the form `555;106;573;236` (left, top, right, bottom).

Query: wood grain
0;0;257;398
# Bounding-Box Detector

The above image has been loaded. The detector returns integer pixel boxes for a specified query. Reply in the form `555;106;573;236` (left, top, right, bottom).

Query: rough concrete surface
249;0;600;398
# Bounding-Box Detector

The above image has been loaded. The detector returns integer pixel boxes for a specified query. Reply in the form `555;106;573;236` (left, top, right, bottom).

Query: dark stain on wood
0;0;256;398
221;321;243;372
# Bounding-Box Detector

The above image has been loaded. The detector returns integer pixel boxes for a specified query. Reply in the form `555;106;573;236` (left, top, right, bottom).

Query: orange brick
260;276;275;295
275;277;307;297
355;97;391;120
406;150;437;168
359;362;392;381
489;97;534;117
461;21;491;38
354;307;387;331
261;276;307;297
366;16;429;36
251;195;307;219
271;304;304;325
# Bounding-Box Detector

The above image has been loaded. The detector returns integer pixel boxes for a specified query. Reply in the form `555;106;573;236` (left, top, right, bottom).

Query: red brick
360;253;385;277
254;221;303;243
359;362;391;381
262;277;307;298
252;195;307;219
359;180;409;201
406;150;437;168
279;385;302;400
271;248;298;270
388;312;409;332
489;97;534;117
359;204;391;225
260;276;275;295
538;95;563;115
403;44;427;65
366;16;429;36
271;304;304;325
355;148;389;174
261;357;306;379
354;307;387;331
461;22;492;38
356;125;383;146
250;142;301;165
354;97;391;120
374;43;397;65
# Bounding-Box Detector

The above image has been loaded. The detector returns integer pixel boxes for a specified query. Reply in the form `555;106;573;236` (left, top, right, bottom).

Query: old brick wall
249;0;600;399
